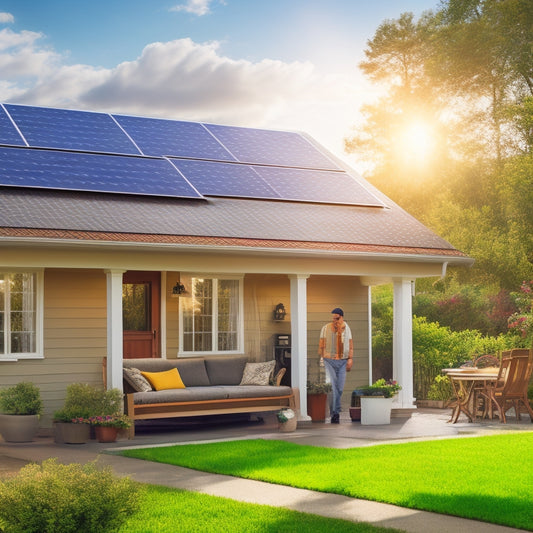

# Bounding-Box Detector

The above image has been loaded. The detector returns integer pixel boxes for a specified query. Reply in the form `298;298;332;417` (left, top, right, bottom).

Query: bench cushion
205;355;247;385
172;358;210;387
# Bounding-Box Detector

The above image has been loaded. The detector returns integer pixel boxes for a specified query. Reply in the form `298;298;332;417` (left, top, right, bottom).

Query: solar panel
170;159;278;198
0;106;26;146
114;115;236;161
253;166;385;207
4;105;140;155
205;124;340;170
0;147;203;199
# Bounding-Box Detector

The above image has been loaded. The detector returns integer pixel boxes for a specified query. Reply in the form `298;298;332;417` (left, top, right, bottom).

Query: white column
105;269;126;391
393;278;415;408
289;274;311;420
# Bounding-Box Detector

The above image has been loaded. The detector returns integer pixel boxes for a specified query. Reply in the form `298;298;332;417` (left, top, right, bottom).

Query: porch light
273;303;286;321
171;281;186;298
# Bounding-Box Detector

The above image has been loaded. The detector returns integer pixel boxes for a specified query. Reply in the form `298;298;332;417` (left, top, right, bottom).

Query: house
0;103;472;429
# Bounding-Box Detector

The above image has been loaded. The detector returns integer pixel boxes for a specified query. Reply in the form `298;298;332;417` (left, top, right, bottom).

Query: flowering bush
70;417;90;424
88;414;132;429
359;379;401;398
508;280;532;340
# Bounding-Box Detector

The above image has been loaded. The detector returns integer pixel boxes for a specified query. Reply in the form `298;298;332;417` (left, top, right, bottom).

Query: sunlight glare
399;122;435;164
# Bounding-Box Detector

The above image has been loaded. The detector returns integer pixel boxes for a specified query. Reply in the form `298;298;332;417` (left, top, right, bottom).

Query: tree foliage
346;0;533;293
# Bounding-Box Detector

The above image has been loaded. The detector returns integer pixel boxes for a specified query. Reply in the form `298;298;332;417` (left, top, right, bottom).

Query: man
318;307;353;423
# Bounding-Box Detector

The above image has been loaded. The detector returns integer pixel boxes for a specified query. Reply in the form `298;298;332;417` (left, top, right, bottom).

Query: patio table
442;368;498;423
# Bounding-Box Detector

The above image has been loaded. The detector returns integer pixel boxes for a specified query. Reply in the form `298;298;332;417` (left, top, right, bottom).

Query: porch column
105;269;126;391
392;278;416;408
289;274;311;421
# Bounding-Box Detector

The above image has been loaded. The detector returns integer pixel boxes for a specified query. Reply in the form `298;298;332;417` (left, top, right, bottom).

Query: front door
122;271;160;359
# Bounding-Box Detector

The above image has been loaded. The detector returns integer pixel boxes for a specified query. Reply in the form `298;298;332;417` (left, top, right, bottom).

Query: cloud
0;12;14;24
169;0;214;16
0;27;365;166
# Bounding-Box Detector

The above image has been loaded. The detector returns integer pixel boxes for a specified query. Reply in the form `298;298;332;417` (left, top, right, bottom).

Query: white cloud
0;28;368;167
169;0;213;16
0;12;14;24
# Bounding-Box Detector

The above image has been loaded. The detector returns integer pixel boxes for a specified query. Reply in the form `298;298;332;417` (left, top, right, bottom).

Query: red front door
122;271;160;359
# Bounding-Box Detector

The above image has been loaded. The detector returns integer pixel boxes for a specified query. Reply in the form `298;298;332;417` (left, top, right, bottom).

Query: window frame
178;274;244;357
0;269;44;361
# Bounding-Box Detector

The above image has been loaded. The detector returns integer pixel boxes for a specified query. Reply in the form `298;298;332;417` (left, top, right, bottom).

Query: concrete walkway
1;408;531;533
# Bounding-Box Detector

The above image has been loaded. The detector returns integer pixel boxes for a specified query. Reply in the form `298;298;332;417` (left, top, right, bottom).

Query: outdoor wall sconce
171;281;186;298
273;303;286;321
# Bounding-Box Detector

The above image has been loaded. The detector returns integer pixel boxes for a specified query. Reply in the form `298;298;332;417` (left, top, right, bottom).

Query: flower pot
307;393;328;422
279;417;297;432
0;414;39;442
349;407;361;421
94;426;119;443
361;396;393;425
54;422;90;444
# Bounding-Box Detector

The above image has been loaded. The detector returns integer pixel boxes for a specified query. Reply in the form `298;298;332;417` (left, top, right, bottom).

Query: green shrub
427;375;454;402
0;458;142;533
53;384;122;422
0;382;43;416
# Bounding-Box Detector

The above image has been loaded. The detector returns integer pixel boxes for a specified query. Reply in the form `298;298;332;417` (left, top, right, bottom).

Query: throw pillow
239;360;276;386
123;367;153;392
141;368;186;391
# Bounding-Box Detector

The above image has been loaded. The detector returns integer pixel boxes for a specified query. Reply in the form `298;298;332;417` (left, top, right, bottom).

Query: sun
396;121;435;165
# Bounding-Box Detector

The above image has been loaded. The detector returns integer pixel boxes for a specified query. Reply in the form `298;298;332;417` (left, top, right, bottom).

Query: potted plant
53;383;124;443
359;379;401;425
277;408;297;432
88;414;132;442
0;382;43;442
306;381;332;422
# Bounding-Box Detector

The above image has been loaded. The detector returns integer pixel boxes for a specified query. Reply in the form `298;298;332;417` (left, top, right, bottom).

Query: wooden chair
478;349;533;423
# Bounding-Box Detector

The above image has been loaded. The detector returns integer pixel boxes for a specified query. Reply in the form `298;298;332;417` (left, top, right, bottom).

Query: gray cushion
222;385;293;399
205;356;248;385
132;387;230;404
171;358;210;387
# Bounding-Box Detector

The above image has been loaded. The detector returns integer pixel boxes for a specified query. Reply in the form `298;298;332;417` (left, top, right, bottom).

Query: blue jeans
323;358;347;417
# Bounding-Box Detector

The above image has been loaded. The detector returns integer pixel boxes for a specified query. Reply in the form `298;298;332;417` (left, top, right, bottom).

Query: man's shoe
331;413;340;424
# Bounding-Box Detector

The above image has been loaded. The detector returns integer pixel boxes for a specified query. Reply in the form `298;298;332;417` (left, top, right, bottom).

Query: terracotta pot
307;393;328;422
94;426;119;443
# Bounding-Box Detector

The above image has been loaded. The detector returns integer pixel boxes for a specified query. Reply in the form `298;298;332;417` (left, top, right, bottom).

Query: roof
0;103;469;263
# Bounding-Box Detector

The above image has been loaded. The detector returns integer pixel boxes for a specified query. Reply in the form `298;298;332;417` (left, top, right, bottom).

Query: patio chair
478;349;533;423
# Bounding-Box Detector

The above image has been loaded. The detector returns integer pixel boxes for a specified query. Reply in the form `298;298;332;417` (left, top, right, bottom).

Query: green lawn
119;485;400;533
121;432;533;530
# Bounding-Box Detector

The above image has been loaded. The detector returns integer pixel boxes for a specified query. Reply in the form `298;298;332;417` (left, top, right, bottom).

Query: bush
53;384;123;422
0;458;142;533
427;375;454;402
0;382;43;416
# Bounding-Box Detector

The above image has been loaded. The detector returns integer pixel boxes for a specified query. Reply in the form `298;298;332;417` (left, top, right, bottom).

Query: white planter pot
0;414;39;442
361;396;393;425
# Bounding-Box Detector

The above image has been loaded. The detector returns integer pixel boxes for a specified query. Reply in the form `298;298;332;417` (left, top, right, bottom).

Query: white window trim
0;269;44;361
178;274;244;357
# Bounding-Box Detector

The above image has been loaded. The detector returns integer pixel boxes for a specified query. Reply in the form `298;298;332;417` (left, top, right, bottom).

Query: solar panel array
0;103;384;206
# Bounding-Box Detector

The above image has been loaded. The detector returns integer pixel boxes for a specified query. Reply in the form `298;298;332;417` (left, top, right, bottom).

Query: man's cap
331;307;344;316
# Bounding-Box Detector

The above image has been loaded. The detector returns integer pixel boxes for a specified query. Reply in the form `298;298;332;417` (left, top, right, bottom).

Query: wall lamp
273;303;286;321
171;281;186;298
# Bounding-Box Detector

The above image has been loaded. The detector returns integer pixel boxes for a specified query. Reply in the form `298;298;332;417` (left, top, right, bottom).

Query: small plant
0;458;141;533
0;382;43;415
359;379;401;398
427;375;454;402
306;381;332;394
277;408;295;423
53;383;123;422
88;414;132;428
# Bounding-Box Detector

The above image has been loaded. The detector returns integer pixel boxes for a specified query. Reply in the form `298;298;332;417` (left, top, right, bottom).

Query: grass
118;485;400;533
121;432;533;530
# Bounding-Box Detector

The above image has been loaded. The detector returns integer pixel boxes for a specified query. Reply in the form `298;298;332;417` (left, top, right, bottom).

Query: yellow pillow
141;368;185;391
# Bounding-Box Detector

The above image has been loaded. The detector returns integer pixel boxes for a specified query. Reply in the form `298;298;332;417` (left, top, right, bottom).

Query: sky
0;0;440;172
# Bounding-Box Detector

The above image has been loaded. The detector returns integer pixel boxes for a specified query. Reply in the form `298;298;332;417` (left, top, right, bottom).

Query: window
0;271;43;359
179;276;243;355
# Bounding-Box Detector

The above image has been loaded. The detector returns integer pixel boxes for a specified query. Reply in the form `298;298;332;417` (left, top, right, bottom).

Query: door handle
153;330;156;339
